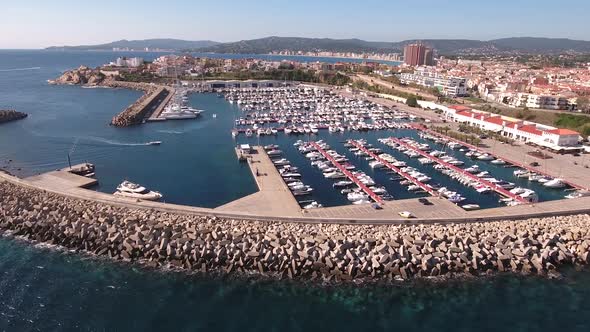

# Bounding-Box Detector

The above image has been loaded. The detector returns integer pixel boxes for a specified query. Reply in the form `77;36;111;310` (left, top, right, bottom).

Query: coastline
1;173;589;283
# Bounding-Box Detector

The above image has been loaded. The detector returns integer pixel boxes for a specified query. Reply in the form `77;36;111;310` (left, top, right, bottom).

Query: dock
348;140;436;196
413;124;584;190
215;146;302;216
146;87;175;122
309;141;383;203
388;137;527;203
25;163;98;193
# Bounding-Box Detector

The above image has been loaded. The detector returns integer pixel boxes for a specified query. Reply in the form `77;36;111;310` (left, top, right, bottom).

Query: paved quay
24;163;97;191
146;87;175;121
216;146;302;217
3;159;590;224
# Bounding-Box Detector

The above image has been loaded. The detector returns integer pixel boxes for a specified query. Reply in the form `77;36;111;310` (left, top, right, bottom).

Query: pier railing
387;137;527;203
348;140;436;196
308;141;383;204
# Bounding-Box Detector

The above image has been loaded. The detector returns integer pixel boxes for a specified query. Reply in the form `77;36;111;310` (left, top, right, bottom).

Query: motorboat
147;141;161;146
333;180;353;188
461;204;481;211
477;154;494;161
565;190;590;199
114;181;162;201
491;159;506;165
543;178;566;189
369;161;384;169
160;103;202;120
513;169;529;178
347;192;369;202
303;201;323;209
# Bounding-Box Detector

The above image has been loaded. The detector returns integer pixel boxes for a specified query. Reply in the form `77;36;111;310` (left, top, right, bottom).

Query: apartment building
399;70;468;97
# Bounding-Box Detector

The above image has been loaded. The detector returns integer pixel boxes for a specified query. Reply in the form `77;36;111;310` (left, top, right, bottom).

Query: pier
348;140;436;196
388;137;528;203
147;87;175;122
111;86;171;127
216;146;302;216
309;141;383;204
413;124;584;190
25;163;98;193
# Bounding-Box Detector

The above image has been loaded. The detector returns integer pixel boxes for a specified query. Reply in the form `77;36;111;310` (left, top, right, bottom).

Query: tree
578;96;590;113
406;96;418;108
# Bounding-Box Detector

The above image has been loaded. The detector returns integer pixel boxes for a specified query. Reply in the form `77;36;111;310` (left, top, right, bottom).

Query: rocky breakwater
108;82;166;127
1;180;590;282
0;110;27;124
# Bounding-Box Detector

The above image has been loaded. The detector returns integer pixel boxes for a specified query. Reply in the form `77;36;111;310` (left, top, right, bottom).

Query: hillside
198;36;590;55
490;37;590;53
46;37;590;55
46;39;219;51
197;36;396;53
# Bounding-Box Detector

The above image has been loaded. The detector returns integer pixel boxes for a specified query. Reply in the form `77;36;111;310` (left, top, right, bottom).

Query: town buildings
445;105;580;150
403;43;435;66
109;57;144;68
399;69;468;97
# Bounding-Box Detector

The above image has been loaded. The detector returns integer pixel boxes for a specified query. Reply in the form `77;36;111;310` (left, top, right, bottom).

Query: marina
387;137;529;205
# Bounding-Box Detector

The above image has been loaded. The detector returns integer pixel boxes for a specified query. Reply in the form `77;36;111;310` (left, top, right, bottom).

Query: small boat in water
147;141;161;146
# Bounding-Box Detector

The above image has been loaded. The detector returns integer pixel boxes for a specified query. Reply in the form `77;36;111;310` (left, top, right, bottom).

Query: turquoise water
1;237;590;331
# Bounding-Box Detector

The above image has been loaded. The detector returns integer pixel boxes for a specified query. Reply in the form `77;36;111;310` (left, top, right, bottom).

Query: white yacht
114;180;162;201
543;178;566;189
160;103;203;120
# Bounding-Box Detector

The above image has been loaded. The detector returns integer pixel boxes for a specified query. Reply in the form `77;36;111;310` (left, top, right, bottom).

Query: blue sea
0;50;588;331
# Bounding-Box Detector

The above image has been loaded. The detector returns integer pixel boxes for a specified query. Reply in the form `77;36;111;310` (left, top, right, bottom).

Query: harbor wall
1;176;590;282
109;83;170;127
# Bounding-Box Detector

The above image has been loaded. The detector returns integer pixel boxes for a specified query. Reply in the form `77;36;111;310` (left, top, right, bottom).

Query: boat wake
156;129;184;135
0;67;41;72
83;137;156;147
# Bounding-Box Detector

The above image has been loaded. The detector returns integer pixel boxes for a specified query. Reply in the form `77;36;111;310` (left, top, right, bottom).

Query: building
399;69;468;97
112;57;144;68
444;105;580;150
403;43;435;66
507;93;569;110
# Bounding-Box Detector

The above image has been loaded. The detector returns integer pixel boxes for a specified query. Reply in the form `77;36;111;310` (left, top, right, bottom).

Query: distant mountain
490;37;590;53
198;36;590;55
197;36;396;54
46;39;219;51
46;37;590;55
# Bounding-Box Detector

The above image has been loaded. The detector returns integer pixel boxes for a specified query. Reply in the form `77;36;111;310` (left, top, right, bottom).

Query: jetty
309;141;383;203
348;140;436;196
216;146;302;216
147;87;176;122
25;163;98;192
388;137;528;203
110;85;172;127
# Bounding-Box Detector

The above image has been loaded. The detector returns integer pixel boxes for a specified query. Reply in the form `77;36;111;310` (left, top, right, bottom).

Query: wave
0;67;41;72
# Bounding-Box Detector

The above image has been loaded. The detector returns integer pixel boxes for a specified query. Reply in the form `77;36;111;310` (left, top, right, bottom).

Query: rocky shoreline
0;110;28;124
49;67;169;127
1;179;589;282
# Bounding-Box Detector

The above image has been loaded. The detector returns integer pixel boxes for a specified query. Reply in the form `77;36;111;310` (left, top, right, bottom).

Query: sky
1;0;589;48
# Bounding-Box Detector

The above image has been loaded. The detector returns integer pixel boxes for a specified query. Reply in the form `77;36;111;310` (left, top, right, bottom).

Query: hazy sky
2;0;589;48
